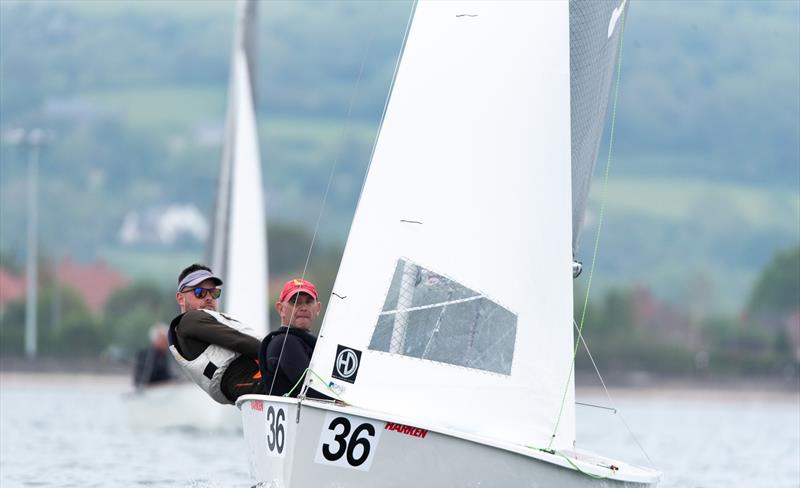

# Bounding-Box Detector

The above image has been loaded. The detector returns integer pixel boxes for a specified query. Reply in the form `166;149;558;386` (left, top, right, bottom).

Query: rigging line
574;320;656;467
559;455;613;481
271;18;376;398
285;368;344;401
548;3;629;450
525;445;616;481
268;290;305;396
351;0;418;219
297;0;417;397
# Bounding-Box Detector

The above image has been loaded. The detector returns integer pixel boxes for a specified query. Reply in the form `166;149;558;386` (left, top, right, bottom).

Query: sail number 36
323;417;374;466
265;405;286;456
315;413;383;471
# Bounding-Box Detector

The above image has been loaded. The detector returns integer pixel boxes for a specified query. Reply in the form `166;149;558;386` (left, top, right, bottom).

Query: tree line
1;238;796;380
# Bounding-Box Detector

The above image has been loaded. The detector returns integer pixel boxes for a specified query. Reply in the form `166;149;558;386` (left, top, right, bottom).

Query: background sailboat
210;0;269;336
126;0;266;432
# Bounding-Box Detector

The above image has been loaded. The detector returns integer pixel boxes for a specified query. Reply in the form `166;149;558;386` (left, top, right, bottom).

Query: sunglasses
185;287;222;299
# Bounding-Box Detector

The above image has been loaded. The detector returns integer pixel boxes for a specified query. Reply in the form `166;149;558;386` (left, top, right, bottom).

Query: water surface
1;374;797;487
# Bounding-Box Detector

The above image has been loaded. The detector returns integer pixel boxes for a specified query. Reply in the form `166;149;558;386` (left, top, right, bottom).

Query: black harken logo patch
332;345;361;384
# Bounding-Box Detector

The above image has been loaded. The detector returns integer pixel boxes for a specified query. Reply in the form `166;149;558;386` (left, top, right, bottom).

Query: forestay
306;1;576;449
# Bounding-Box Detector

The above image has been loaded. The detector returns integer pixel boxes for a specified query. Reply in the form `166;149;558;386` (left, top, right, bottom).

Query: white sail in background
210;0;268;335
306;0;575;449
126;0;267;437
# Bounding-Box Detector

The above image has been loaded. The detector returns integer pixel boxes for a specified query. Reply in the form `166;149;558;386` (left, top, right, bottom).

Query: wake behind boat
238;0;661;486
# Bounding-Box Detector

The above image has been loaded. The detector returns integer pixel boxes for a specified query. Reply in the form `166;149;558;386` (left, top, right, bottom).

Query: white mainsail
306;0;576;449
210;0;268;335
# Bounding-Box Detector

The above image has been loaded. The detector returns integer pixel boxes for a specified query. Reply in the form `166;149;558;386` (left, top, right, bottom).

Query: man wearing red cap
260;278;325;397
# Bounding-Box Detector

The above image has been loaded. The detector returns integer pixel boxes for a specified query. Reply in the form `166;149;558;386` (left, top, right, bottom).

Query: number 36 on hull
240;396;388;485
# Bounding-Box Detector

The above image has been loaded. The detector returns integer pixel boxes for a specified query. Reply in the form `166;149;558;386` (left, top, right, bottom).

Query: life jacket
168;309;260;405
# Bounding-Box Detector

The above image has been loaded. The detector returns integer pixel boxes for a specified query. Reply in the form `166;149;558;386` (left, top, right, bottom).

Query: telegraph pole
24;129;45;359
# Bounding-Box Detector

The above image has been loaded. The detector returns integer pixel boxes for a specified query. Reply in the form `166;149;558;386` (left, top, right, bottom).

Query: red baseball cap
279;278;318;303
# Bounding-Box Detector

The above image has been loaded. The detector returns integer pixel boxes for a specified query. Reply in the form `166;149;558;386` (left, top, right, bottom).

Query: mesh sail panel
369;259;518;375
569;0;627;254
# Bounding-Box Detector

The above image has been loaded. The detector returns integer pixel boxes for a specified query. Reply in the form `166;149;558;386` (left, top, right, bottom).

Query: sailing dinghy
238;0;661;485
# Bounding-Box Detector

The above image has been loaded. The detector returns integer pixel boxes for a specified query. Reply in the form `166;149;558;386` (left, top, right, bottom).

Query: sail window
368;259;517;375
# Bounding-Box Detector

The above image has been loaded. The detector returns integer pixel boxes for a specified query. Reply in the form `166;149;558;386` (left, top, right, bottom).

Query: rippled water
575;389;800;488
1;374;798;487
1;375;248;487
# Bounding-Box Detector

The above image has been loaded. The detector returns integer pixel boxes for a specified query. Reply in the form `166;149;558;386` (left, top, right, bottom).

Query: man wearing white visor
168;263;264;404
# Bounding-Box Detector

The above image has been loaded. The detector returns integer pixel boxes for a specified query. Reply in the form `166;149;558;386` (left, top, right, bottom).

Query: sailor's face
275;292;320;331
176;278;219;313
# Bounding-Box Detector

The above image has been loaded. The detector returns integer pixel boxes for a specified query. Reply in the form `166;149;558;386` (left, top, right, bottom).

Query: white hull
126;382;241;432
238;395;660;487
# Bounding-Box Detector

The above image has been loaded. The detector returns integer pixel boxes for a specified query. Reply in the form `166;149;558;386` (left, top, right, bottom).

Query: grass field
592;176;799;231
88;86;226;132
15;0;233;19
87;85;379;151
97;246;204;288
582;175;799;311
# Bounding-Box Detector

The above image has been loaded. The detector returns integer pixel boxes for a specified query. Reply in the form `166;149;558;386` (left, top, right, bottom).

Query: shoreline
1;371;796;402
1;356;797;401
574;371;800;397
0;355;131;375
575;382;799;403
